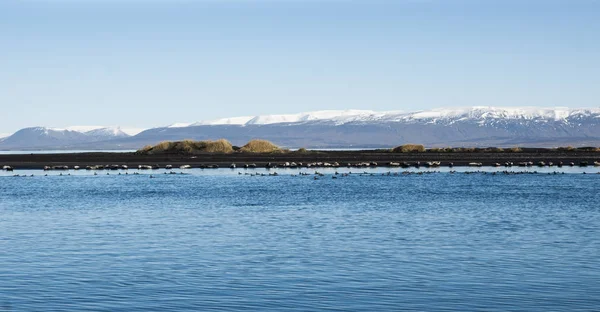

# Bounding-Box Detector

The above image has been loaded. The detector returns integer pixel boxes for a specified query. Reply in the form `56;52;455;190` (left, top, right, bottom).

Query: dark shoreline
1;150;600;170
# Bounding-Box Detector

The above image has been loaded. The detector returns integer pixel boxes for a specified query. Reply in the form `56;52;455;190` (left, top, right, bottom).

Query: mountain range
0;126;132;150
2;107;600;150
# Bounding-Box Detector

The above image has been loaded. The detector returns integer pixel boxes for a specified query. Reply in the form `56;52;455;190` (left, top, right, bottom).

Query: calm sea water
1;167;600;311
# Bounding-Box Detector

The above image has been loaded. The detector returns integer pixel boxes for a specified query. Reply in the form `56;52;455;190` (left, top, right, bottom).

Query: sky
1;0;599;136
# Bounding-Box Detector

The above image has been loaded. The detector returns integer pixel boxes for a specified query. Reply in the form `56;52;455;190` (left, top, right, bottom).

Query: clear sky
1;0;599;136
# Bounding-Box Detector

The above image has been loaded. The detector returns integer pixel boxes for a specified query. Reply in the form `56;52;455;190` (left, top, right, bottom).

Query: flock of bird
2;167;600;179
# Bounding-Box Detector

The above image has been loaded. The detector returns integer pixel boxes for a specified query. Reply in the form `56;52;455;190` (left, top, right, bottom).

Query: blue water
1;167;600;311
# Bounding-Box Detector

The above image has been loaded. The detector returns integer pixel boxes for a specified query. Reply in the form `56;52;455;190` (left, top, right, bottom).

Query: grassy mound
240;139;282;153
509;146;522;153
391;144;426;153
196;139;235;153
138;139;234;154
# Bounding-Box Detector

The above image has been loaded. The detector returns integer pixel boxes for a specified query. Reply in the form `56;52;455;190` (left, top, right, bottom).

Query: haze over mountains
2;107;600;150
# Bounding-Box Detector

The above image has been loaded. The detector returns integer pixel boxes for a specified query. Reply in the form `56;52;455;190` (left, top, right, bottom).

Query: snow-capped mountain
167;110;378;128
376;107;600;125
2;107;600;150
167;107;600;127
133;106;600;149
194;109;379;126
84;127;131;140
0;126;134;150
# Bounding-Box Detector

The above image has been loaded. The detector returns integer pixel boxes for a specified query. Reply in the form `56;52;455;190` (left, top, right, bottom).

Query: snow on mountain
394;107;576;122
120;128;146;135
54;126;143;136
192;116;255;126
167;123;195;128
85;127;130;138
327;106;600;124
181;110;378;127
168;107;600;128
60;126;107;132
242;110;376;125
371;107;600;128
28;127;84;136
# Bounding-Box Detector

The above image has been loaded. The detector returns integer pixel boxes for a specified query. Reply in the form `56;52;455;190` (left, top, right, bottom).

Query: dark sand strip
1;151;599;169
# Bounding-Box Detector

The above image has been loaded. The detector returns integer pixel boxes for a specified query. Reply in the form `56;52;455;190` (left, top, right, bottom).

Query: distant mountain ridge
0;126;132;150
170;109;380;127
2;107;600;150
169;107;600;127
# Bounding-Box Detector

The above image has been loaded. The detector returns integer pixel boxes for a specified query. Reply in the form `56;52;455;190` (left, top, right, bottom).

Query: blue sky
1;0;599;135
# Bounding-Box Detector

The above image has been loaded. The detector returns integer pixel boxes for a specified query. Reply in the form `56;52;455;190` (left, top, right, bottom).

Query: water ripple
1;171;599;311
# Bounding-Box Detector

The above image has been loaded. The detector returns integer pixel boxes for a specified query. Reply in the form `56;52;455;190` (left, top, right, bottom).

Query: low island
1;139;600;170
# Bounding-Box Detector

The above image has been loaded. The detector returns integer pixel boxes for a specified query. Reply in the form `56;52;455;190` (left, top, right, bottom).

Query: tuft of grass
173;140;197;153
296;147;309;153
241;139;282;153
428;147;454;153
152;141;175;153
392;144;425;153
556;146;575;152
139;145;153;153
509;146;523;153
198;139;234;153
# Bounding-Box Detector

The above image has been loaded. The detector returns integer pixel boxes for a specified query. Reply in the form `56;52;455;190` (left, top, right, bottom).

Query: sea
1;166;599;311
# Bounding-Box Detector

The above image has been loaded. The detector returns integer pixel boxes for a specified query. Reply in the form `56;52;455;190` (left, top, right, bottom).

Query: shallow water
1;168;599;311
